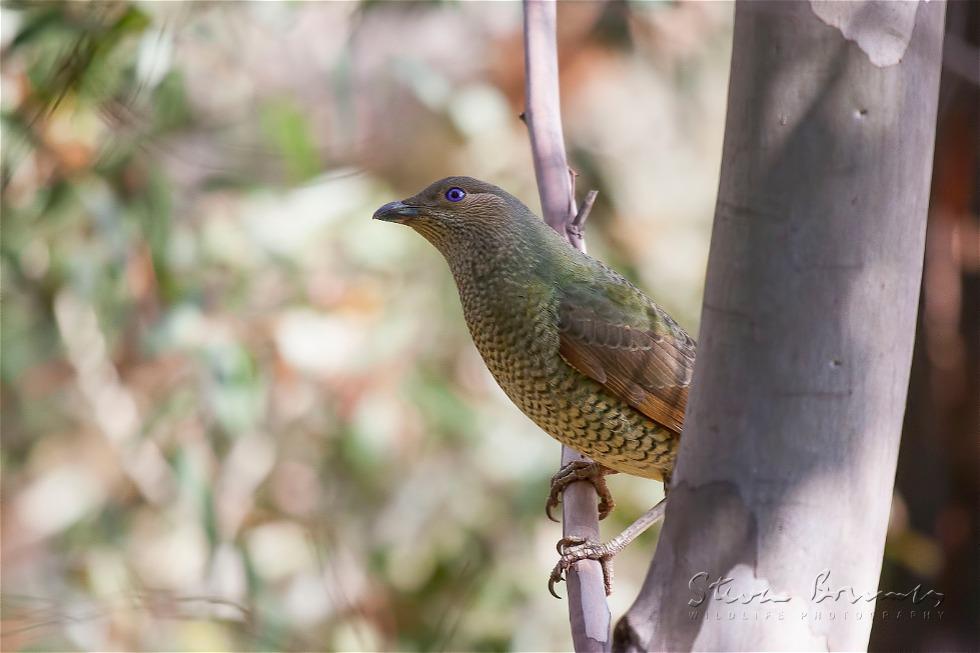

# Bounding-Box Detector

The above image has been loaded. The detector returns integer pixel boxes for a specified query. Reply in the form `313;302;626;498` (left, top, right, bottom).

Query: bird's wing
557;267;695;433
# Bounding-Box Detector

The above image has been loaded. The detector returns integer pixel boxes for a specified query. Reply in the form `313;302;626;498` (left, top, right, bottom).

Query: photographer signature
688;569;944;608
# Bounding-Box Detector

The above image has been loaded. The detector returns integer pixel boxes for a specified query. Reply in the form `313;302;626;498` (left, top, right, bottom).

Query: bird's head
372;176;537;254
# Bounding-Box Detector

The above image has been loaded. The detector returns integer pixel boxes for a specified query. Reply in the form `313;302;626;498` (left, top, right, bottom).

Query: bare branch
522;0;611;649
573;190;599;231
523;0;585;251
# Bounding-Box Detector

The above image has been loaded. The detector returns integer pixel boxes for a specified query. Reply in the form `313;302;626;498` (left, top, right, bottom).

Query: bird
373;176;695;595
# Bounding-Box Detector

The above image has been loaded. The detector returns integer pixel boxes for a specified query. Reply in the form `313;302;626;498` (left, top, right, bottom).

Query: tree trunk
615;2;946;651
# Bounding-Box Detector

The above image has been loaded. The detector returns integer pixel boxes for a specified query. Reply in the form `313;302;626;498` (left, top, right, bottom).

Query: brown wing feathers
557;301;693;434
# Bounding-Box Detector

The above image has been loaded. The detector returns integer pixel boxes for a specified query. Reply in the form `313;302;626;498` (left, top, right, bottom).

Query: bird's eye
445;187;466;202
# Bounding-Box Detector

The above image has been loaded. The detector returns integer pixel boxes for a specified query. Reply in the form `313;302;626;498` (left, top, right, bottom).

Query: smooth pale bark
615;2;946;651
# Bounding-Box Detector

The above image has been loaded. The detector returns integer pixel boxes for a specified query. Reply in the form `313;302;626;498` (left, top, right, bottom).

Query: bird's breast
455;274;561;385
449;262;677;480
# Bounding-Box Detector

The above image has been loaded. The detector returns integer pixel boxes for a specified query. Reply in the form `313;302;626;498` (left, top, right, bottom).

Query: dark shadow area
870;2;979;651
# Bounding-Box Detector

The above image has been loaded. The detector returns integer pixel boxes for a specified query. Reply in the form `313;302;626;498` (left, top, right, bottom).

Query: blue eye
445;187;466;202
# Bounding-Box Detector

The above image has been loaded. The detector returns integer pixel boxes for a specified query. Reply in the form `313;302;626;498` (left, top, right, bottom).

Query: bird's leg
546;460;618;522
548;496;667;598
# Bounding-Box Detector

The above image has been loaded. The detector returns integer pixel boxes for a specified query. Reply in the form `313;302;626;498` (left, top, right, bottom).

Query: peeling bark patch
613;480;760;652
810;1;919;67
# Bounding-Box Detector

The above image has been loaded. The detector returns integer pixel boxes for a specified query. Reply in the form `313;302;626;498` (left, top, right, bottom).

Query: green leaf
259;100;321;183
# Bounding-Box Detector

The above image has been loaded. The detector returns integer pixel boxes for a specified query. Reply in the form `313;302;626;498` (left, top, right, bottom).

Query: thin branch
571;190;599;239
522;1;610;650
523;0;589;251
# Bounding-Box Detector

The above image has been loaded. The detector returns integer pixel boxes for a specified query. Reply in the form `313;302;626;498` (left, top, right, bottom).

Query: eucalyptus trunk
616;1;946;650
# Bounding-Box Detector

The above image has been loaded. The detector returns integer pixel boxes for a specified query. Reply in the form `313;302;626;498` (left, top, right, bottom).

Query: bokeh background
1;2;975;651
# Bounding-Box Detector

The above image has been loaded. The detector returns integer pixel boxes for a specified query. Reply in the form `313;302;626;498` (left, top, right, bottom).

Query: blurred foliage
3;1;972;651
0;1;737;650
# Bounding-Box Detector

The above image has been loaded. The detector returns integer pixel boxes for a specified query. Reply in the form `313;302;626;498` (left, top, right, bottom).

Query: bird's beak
373;200;419;222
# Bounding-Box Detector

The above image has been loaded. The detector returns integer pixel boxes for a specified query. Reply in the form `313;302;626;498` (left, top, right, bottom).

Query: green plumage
374;177;696;481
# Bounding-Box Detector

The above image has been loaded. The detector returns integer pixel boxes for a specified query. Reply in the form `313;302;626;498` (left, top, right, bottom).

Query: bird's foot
548;536;616;598
546;460;617;522
547;497;667;599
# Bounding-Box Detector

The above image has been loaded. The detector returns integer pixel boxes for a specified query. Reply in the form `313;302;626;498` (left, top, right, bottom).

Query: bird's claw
545;461;616;523
547;536;615;599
